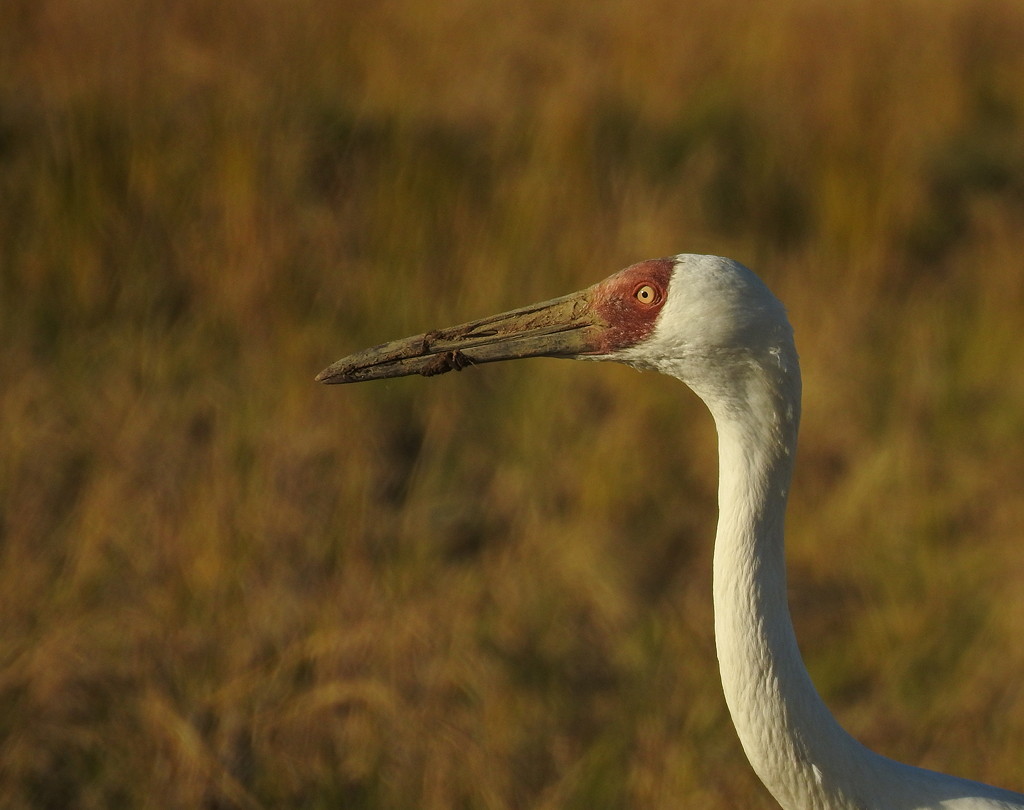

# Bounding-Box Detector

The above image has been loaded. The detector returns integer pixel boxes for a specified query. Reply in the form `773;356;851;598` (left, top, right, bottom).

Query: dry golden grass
1;0;1023;807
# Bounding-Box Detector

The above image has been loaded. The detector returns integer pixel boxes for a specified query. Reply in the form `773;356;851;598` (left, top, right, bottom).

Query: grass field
2;0;1023;807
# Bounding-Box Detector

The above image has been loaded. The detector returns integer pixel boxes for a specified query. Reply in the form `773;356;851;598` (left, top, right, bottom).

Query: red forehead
590;257;675;353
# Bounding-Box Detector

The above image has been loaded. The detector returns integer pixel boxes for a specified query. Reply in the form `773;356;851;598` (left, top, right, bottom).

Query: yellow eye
635;284;658;304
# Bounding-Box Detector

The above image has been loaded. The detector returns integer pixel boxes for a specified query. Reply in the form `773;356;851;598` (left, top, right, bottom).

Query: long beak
316;286;607;384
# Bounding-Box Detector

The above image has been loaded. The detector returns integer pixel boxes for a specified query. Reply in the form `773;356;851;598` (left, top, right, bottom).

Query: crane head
316;254;794;392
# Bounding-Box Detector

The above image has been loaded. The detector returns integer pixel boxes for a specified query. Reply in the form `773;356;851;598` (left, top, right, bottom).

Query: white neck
702;351;1024;810
709;358;864;808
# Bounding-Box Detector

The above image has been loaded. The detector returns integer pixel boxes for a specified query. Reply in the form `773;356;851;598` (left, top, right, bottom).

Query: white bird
318;254;1024;809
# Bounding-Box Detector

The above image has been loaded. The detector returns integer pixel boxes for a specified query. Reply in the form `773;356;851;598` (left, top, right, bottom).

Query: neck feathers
705;346;1024;809
708;351;851;808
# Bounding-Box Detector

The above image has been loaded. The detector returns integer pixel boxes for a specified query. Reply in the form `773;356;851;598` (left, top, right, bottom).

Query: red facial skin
588;258;674;354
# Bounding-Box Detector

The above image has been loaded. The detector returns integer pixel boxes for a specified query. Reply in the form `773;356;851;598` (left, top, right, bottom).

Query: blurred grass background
2;0;1024;807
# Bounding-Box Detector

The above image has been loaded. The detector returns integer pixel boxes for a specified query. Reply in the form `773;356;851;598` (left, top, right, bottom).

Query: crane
317;254;1024;809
